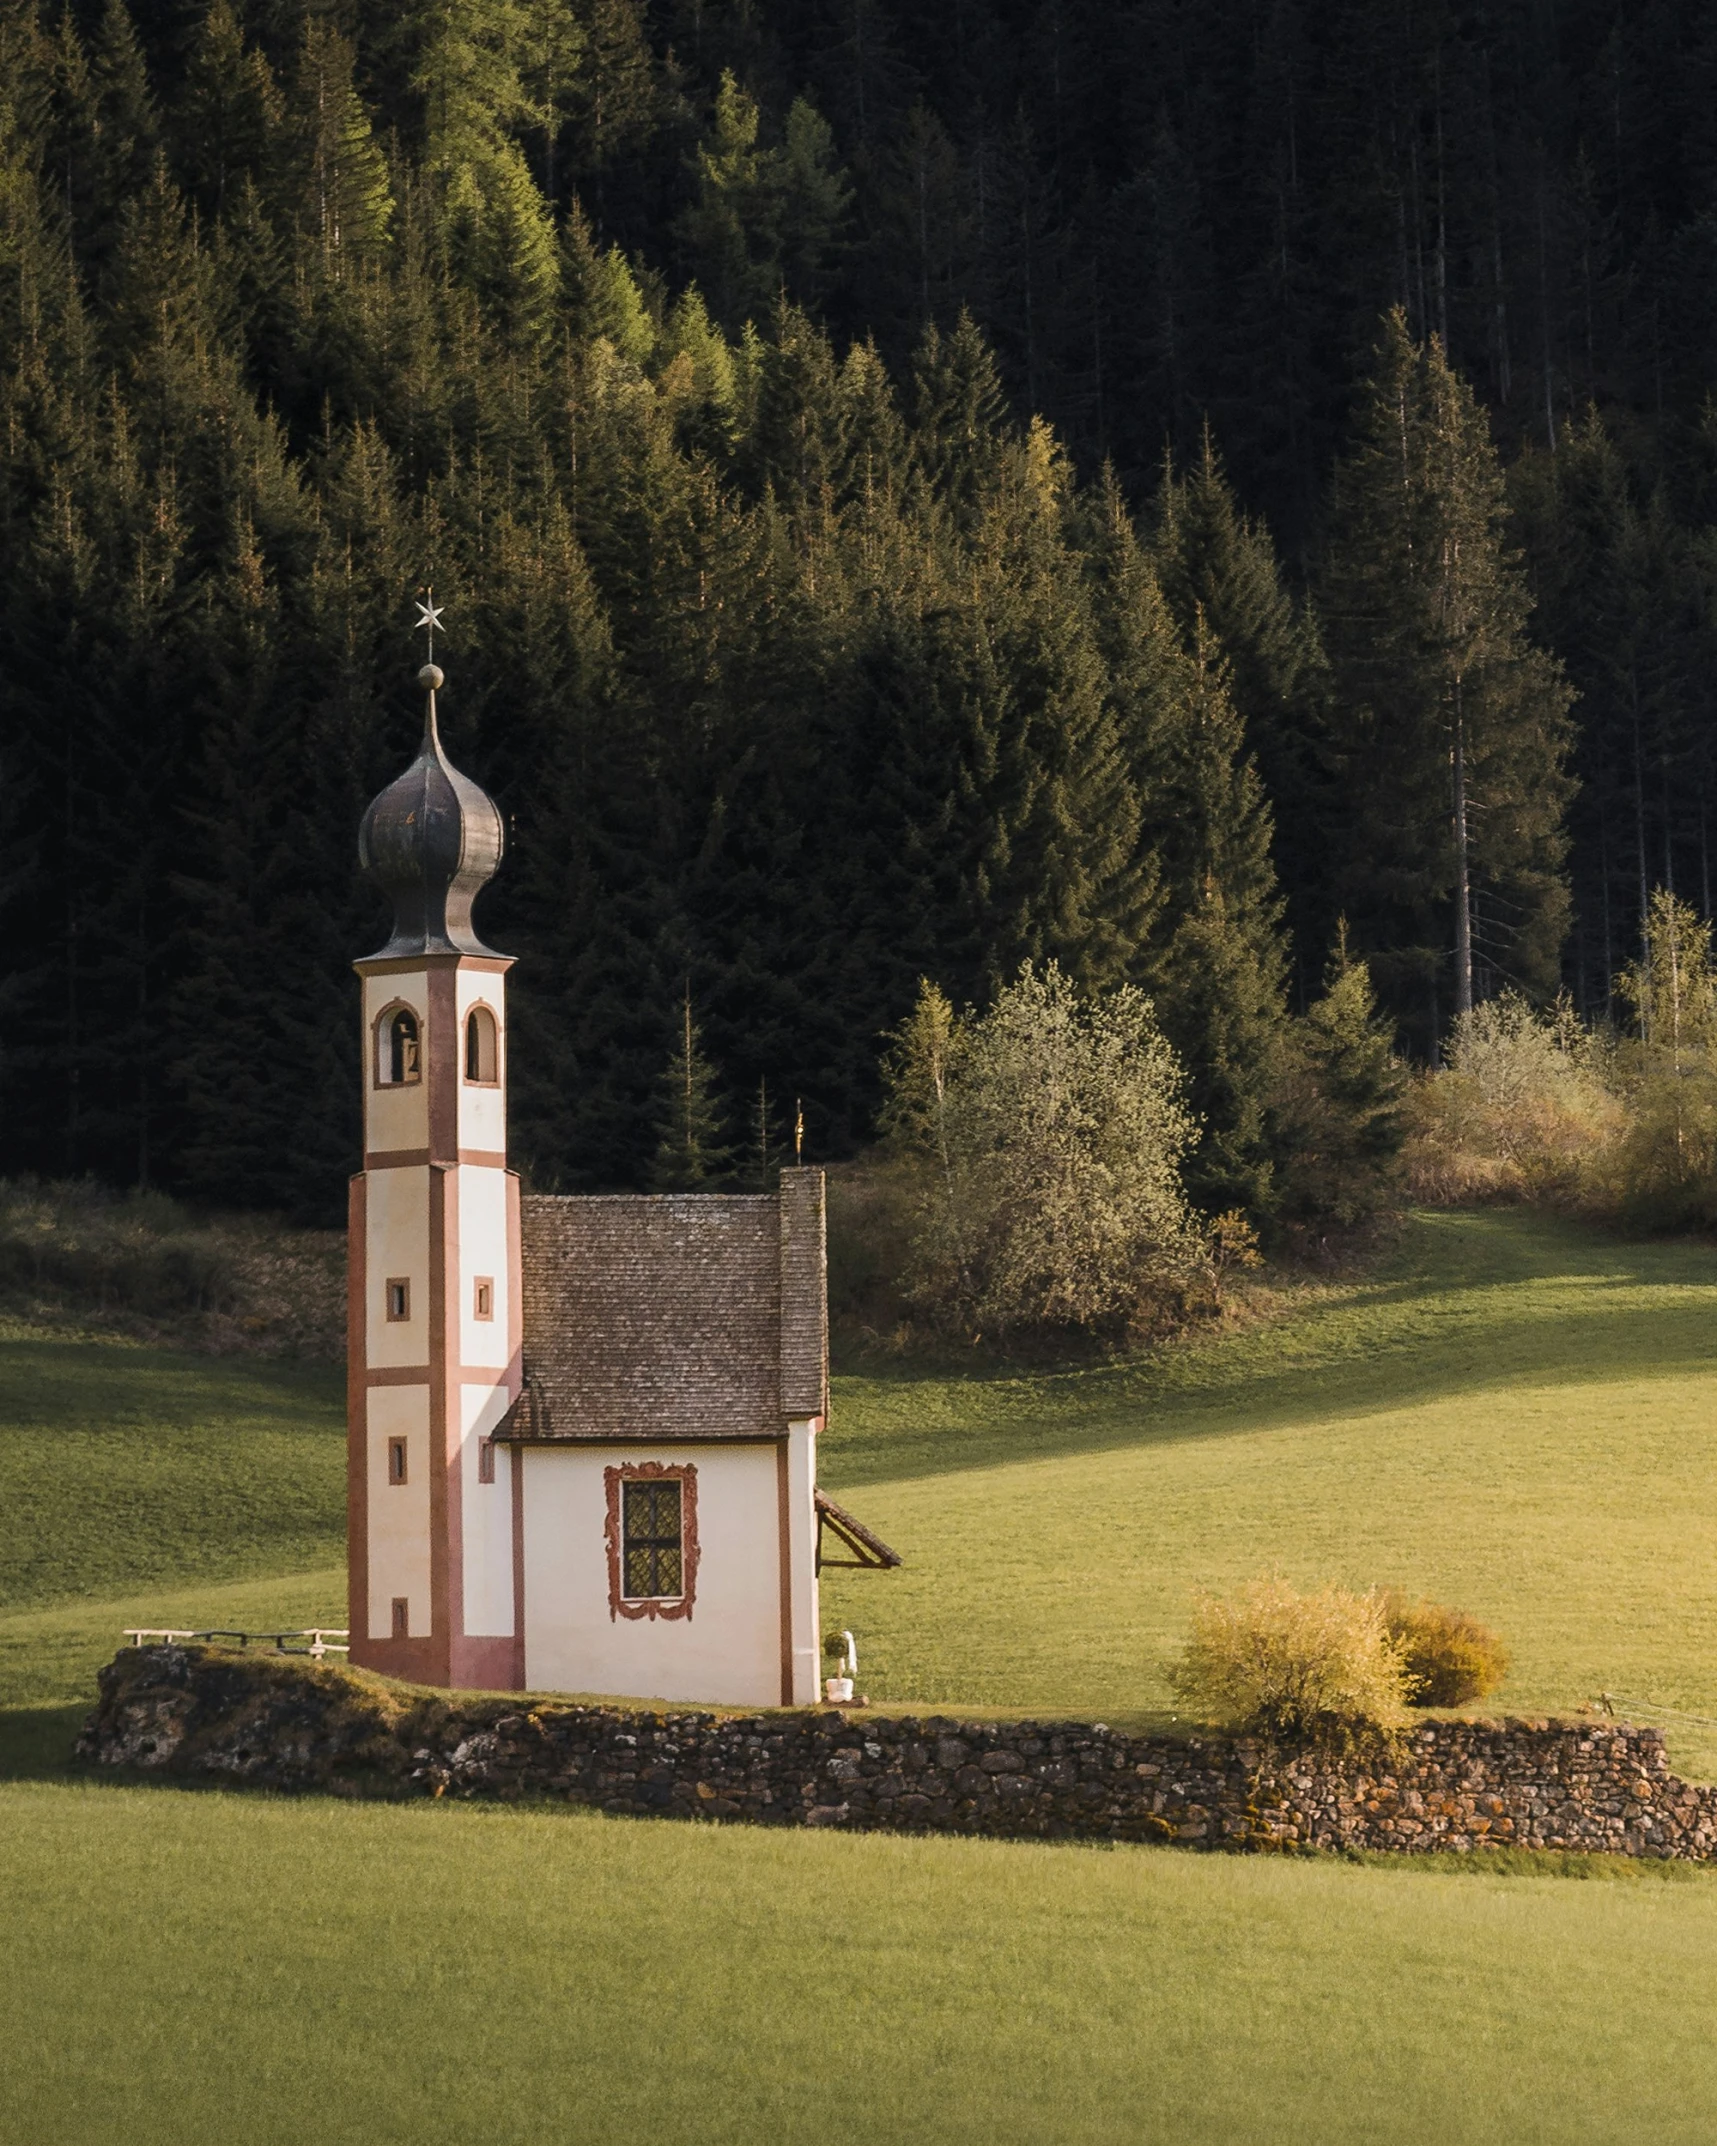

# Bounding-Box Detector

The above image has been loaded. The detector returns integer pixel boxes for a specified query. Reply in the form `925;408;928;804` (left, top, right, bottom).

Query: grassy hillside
0;1337;343;1613
4;1209;1717;2145
820;1209;1717;1774
3;1208;1716;1768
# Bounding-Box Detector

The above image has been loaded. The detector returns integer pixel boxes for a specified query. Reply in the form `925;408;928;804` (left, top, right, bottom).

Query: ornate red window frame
604;1462;699;1622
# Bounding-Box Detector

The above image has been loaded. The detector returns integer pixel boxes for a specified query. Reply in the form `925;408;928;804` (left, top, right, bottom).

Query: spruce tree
675;72;779;330
290;22;394;276
1273;924;1407;1227
775;98;852;310
1509;414;1693;1008
909;309;1010;526
173;0;282;226
1320;311;1574;1050
562;202;655;363
744;1076;786;1190
409;0;560;348
75;2;160;274
1151;426;1330;976
1082;471;1290;1214
650;993;734;1190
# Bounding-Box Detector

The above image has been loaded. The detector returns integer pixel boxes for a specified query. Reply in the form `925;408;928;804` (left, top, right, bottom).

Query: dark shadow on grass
0;1338;344;1432
824;1314;1717;1488
0;1702;87;1781
822;1215;1717;1487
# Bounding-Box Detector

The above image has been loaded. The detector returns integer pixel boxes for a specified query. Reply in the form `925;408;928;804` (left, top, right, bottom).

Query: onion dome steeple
358;596;505;960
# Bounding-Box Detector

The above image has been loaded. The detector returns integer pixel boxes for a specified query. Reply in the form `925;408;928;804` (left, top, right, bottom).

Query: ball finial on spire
418;662;444;692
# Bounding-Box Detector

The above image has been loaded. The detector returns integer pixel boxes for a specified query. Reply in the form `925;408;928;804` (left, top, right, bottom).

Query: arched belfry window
465;1005;499;1084
377;1005;421;1087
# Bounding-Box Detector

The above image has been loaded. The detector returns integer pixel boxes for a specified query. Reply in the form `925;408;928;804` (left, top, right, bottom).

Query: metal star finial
413;591;444;662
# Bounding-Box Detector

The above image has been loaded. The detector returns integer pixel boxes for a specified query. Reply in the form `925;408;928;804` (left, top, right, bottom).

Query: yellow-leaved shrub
1169;1577;1413;1737
1381;1593;1510;1706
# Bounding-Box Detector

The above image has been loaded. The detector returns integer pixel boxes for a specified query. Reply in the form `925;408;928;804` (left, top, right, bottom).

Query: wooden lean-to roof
494;1169;828;1443
814;1490;903;1571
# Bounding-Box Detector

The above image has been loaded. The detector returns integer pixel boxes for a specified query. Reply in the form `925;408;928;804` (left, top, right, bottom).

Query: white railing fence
122;1628;349;1660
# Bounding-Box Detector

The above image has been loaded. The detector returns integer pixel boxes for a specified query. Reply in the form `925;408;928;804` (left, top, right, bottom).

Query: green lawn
5;1209;1717;2145
0;1336;343;1610
823;1208;1717;1776
3;1783;1716;2146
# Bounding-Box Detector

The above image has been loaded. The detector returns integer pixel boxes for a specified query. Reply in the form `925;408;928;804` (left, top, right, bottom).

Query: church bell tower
347;603;522;1687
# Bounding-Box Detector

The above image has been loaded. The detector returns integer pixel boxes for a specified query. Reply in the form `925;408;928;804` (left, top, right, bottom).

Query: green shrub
1383;1593;1510;1706
1169;1577;1412;1737
1401;994;1619;1206
881;966;1208;1340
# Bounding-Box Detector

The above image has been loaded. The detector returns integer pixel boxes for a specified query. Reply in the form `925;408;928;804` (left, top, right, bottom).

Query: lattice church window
622;1478;683;1599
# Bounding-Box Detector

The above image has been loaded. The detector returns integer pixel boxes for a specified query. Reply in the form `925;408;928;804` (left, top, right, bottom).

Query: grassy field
5;1785;1717;2146
823;1208;1717;1774
0;1333;344;1611
4;1207;1717;2144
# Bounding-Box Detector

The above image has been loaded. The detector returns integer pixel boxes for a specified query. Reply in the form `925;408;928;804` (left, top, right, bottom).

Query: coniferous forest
3;0;1716;1221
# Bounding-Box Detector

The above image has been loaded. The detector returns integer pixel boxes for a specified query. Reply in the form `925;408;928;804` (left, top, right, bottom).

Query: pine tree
1320;311;1575;1051
909;309;1010;525
1151;426;1330;978
1082;471;1289;1213
650;992;734;1189
291;22;394;275
1273;924;1407;1226
173;0;283;226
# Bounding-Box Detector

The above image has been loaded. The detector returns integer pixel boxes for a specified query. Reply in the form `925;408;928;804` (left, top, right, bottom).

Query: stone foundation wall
79;1644;1717;1860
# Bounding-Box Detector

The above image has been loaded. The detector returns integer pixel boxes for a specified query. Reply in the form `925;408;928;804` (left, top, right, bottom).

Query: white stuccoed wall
784;1419;820;1705
364;1167;429;1368
361;972;428;1149
521;1444;784;1705
460;1382;515;1637
366;1385;431;1637
455;1168;511;1370
455;969;507;1153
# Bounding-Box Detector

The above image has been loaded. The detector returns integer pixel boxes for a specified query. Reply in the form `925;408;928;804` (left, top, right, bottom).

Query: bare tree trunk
1631;667;1649;949
1599;807;1614;1015
1452;681;1474;1018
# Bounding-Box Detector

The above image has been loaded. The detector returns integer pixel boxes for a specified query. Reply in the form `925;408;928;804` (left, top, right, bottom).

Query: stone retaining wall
78;1644;1717;1860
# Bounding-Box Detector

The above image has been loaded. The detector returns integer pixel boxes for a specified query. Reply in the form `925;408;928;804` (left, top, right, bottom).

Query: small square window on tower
391;1597;409;1639
387;1437;408;1485
386;1278;410;1322
474;1277;494;1321
478;1437;496;1485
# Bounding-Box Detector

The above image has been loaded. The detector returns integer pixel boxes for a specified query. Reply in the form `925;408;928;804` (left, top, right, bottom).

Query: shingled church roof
494;1169;828;1442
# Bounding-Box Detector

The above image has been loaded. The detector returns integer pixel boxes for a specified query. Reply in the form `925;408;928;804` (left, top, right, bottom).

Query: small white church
346;636;897;1707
